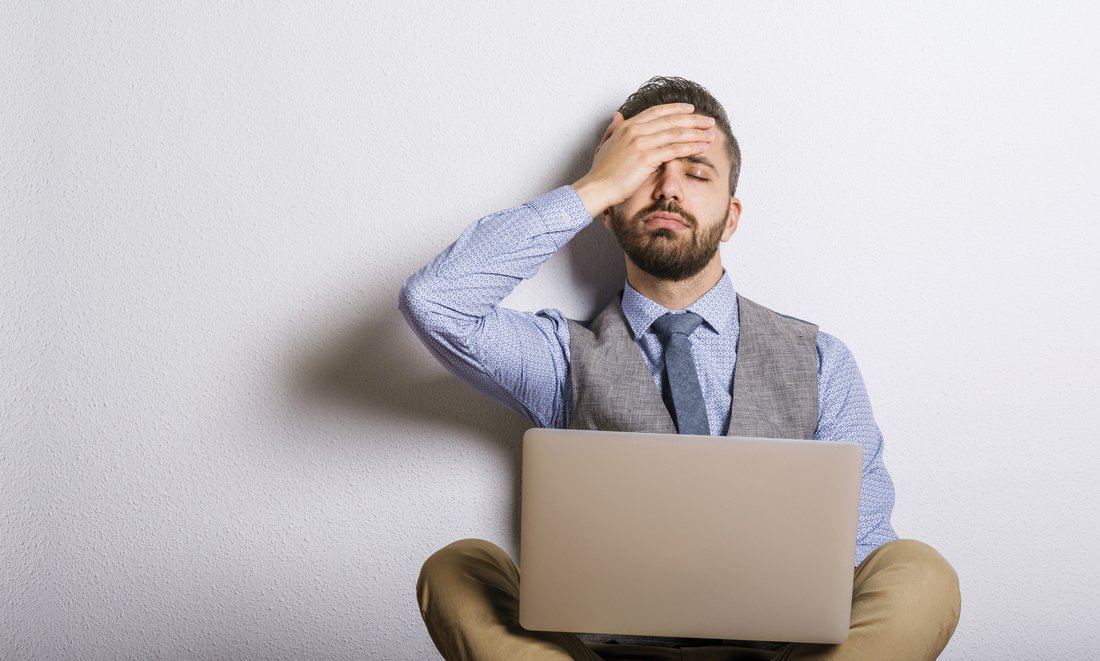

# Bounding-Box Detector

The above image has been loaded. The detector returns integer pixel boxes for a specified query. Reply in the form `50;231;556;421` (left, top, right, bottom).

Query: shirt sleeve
814;331;900;565
398;186;592;428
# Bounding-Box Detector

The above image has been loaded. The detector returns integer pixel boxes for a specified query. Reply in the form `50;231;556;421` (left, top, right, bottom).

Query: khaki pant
417;538;960;660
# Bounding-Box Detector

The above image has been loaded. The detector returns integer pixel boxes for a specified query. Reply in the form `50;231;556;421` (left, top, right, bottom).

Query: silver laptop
518;428;863;644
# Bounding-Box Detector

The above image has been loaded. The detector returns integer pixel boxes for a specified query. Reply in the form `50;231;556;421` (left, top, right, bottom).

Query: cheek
616;198;645;218
622;182;659;208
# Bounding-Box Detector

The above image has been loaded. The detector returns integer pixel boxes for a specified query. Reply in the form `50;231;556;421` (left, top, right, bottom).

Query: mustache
634;199;698;229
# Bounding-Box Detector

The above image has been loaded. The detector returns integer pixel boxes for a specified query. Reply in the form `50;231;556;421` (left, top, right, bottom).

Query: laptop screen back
518;428;862;644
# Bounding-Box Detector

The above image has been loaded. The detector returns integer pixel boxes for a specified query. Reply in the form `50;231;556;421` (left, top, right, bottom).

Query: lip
644;212;690;231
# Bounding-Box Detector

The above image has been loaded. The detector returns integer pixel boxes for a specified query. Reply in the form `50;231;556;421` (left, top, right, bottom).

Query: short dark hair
618;76;741;196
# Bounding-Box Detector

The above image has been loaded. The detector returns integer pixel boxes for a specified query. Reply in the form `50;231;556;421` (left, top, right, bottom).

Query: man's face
605;129;739;282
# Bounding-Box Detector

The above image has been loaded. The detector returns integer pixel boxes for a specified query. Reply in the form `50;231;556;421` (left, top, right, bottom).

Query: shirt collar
620;272;739;338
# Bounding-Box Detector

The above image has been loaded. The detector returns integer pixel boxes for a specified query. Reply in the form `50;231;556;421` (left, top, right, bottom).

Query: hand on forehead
598;103;710;146
573;103;721;216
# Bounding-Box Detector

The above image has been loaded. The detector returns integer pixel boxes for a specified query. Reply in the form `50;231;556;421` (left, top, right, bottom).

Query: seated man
400;76;961;660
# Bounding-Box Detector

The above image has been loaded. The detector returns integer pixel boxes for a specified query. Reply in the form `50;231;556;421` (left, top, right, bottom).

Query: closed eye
681;155;718;181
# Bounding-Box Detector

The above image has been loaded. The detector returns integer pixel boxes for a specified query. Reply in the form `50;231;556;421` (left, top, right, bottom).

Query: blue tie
650;312;709;435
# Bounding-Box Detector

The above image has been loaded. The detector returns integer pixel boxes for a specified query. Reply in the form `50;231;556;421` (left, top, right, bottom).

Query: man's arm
399;188;590;428
814;332;900;565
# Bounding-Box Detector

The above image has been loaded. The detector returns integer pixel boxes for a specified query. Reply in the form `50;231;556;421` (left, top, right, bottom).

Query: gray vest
567;294;819;439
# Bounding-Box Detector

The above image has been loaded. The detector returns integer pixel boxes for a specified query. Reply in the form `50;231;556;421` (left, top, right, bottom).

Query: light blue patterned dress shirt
400;186;898;564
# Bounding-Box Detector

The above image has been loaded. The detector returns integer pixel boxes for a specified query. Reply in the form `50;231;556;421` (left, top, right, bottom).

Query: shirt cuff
528;186;593;248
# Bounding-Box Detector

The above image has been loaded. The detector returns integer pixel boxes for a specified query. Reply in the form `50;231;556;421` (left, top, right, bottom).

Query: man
400;77;960;660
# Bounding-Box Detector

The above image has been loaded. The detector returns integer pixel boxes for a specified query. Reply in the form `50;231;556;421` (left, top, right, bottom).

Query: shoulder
814;329;865;386
737;295;819;343
815;329;852;359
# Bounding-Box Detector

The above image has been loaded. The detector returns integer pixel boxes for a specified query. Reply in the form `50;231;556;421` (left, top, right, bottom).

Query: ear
720;197;741;242
601;207;613;231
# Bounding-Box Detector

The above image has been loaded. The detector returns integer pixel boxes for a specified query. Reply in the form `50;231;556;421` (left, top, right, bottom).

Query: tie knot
650;311;704;342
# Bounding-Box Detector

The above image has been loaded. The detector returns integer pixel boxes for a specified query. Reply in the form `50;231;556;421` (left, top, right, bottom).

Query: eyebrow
681;154;718;172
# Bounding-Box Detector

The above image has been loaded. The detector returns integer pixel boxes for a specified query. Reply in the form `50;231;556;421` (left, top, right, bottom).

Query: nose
653;165;681;202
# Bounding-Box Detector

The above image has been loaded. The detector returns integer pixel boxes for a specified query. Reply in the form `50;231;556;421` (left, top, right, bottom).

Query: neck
625;257;725;310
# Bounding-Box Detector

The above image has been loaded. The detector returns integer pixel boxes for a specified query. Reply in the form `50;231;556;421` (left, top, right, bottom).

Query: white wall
5;1;1100;658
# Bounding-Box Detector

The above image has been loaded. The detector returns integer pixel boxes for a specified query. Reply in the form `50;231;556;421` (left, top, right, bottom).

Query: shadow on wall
294;308;532;539
296;309;531;442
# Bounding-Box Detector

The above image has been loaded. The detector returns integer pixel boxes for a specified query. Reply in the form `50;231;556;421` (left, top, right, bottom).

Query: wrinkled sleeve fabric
814;331;899;565
398;187;592;429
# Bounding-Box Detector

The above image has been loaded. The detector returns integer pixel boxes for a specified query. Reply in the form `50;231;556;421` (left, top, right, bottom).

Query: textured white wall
5;1;1100;659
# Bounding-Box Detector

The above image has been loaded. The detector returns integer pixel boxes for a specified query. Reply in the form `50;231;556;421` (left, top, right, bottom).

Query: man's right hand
571;103;716;218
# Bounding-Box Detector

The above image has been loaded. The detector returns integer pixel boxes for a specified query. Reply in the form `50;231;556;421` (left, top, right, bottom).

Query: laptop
518;428;863;645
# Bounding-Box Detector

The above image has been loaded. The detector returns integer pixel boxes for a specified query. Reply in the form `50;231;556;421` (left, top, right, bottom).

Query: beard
609;199;727;281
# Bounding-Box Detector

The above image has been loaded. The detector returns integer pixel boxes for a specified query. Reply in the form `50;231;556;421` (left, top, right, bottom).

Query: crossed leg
417;538;960;661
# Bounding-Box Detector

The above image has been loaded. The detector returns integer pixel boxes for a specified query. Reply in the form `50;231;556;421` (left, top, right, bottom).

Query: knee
892;539;960;603
866;539;961;629
417;539;516;608
419;539;498;586
420;538;498;575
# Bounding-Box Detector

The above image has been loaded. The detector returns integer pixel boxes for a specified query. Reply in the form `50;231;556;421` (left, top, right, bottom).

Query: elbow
398;270;455;339
398;273;430;327
398;273;478;361
398;269;483;355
